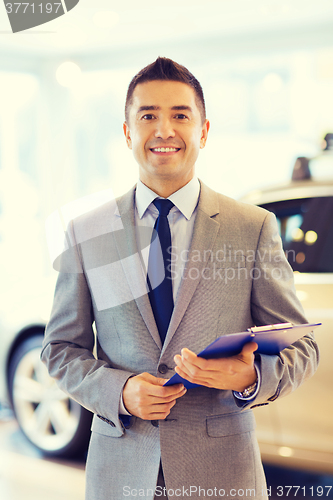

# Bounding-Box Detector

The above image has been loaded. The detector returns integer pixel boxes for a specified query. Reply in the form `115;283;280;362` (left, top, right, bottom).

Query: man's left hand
173;342;258;392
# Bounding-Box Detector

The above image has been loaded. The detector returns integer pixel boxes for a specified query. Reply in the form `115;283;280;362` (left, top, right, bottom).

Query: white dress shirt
135;177;200;302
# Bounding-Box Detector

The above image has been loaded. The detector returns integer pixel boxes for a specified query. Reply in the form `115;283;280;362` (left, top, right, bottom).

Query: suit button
158;364;168;374
151;420;159;427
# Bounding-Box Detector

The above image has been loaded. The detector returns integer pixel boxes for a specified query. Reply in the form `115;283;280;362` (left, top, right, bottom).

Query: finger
153;386;187;403
175;350;211;379
174;354;193;378
147;382;187;401
154;380;186;393
141;400;178;420
172;385;187;398
174;364;216;387
174;350;200;371
174;362;200;384
174;356;211;383
180;349;217;373
138;373;185;397
180;348;201;365
238;342;258;362
140;373;173;387
156;379;186;396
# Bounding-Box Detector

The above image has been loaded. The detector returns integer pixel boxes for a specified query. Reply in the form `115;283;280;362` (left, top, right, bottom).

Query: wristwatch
236;380;258;399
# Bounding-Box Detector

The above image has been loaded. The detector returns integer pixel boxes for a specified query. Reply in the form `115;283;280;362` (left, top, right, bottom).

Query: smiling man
123;79;209;199
42;58;319;500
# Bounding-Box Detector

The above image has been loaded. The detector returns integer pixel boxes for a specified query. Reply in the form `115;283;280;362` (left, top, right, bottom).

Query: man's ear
123;122;132;149
200;119;210;149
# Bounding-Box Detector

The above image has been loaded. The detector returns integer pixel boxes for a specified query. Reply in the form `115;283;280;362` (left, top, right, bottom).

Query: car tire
8;334;92;458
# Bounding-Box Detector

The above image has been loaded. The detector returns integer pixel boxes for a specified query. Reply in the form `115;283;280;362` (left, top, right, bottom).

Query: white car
0;284;92;458
240;153;333;473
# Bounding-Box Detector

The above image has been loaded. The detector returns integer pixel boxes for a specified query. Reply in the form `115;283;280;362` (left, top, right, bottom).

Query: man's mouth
150;147;181;153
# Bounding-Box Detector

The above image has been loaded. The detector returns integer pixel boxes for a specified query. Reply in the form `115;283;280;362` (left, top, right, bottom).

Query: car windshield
260;196;333;273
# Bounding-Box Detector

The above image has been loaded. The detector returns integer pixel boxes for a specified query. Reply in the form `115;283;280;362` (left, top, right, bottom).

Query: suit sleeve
239;210;319;408
41;220;134;434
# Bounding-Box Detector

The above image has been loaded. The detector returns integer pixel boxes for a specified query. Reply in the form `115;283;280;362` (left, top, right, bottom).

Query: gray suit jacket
42;181;319;500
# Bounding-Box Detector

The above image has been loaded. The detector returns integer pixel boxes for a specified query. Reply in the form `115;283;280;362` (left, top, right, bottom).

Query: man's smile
150;147;181;155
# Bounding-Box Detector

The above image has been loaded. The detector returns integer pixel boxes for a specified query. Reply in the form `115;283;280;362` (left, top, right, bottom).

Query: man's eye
142;114;154;120
175;114;188;120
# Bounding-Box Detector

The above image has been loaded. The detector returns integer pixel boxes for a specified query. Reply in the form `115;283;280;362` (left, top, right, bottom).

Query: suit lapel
162;182;220;354
114;187;162;350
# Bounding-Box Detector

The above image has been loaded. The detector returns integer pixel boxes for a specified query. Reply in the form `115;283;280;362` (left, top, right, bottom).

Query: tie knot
153;198;174;217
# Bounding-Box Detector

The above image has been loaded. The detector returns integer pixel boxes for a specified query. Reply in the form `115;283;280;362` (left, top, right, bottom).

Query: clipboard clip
248;322;293;333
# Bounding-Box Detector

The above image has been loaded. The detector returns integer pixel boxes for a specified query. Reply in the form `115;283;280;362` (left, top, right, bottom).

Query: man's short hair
125;57;206;124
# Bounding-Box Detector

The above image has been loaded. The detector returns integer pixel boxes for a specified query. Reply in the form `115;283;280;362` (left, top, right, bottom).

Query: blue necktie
147;199;174;343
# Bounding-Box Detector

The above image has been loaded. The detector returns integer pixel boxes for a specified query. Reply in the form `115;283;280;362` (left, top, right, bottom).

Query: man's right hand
122;372;187;420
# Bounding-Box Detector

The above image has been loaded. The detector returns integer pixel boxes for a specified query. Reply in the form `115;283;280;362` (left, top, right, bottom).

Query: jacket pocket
206;410;256;437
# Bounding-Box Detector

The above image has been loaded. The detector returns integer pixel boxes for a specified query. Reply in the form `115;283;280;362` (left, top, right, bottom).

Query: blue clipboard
164;322;321;388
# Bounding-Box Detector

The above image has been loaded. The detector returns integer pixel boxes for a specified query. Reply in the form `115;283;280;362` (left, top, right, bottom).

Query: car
0;280;92;458
240;136;333;473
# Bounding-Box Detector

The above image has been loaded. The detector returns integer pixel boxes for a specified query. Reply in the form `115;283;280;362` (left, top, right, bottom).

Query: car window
260;197;333;273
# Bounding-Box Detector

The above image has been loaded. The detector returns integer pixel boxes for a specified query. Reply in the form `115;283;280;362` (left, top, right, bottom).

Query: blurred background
1;0;333;312
0;0;333;498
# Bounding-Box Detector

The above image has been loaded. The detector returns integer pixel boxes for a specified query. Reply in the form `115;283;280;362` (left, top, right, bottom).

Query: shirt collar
135;177;200;221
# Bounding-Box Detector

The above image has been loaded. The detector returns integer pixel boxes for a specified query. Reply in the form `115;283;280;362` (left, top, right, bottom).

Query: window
261;197;333;273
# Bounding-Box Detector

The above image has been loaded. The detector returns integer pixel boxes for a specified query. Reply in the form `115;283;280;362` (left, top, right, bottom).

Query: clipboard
164;322;321;388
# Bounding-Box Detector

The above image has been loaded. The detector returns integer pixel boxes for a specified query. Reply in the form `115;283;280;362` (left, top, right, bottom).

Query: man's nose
154;119;175;139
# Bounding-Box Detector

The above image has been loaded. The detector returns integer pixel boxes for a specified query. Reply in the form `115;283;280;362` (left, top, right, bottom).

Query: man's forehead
131;80;197;108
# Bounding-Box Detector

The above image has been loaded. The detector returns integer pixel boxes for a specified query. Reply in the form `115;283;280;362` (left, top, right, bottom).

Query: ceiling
1;0;333;60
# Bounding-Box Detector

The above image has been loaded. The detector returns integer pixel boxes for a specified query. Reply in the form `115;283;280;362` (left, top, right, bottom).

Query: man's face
123;80;210;192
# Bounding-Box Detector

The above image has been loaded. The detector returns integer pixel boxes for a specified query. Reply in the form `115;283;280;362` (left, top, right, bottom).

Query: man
42;57;319;500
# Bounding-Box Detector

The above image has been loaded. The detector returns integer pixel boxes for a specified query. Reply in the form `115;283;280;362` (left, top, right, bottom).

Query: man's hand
173;342;258;392
122;372;187;420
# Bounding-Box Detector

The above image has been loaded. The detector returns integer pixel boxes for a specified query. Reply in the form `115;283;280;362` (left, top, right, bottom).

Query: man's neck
139;175;195;198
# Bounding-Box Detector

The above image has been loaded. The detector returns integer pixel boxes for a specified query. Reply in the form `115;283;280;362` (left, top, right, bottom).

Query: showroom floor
0;416;85;500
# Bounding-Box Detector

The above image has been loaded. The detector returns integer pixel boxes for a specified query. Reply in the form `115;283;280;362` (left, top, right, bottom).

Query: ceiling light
278;446;293;457
56;61;82;88
305;230;318;245
291;228;304;242
296;252;306;264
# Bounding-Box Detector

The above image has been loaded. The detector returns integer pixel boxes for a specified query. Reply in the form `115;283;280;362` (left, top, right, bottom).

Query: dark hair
125;57;206;124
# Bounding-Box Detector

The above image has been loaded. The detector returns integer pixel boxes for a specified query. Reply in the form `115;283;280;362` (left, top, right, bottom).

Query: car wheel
8;334;92;458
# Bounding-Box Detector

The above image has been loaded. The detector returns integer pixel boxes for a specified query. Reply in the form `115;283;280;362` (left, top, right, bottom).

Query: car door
253;195;333;472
